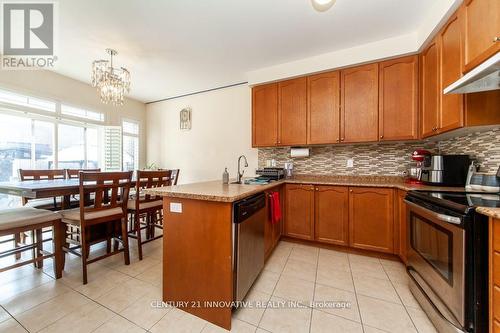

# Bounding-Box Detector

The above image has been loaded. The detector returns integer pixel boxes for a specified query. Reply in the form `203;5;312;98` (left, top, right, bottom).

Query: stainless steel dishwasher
233;192;266;303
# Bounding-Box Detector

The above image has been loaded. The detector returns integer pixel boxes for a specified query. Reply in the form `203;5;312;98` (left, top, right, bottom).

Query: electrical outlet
347;158;354;168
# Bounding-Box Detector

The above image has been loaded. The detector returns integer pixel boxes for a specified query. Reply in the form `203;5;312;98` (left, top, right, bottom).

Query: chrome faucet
236;155;248;184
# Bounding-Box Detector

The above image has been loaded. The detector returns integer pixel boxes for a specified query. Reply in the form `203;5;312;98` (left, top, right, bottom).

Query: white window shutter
103;126;122;171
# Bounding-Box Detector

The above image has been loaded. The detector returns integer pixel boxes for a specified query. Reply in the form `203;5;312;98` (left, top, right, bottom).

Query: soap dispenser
222;168;229;184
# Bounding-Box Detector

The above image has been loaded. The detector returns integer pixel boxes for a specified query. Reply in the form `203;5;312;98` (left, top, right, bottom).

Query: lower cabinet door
349;187;394;253
314;186;349;246
397;189;408;263
285;184;314;240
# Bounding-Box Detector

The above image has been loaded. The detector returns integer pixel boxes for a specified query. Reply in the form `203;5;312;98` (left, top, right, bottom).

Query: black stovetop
407;191;500;214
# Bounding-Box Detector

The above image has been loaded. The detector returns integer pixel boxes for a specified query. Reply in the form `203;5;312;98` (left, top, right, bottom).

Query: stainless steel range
405;191;499;333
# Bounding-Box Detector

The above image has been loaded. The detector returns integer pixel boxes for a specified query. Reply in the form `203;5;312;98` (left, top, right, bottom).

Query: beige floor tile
348;254;381;265
316;265;354;292
319;248;348;259
1;280;71;316
135;264;162;287
0;265;38;285
350;261;388;280
318;253;350;272
38;301;114;333
16;290;91;332
0;318;28;333
0;271;53;302
380;258;405;269
357;295;416;333
252;270;280;295
234;288;271;326
0;307;11;323
263;253;288;274
384;266;409;284
113;256;161;277
310;309;363;333
281;258;317;282
363;325;389;333
288;246;319;264
120;288;170;330
93;314;146;333
259;296;311;333
273;274;315;305
95;277;157;313
203;319;257;333
313;284;360;322
75;269;131;300
353;276;400;304
150;307;208;333
393;282;420;308
274;241;294;252
407;306;438;333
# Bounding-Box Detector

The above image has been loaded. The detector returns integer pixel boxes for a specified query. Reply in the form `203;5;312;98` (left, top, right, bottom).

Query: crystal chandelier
91;49;131;106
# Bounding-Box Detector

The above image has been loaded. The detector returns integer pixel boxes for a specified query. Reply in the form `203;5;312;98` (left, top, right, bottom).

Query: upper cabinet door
307;71;340;145
439;14;464;133
378;56;419;141
462;0;500;73
341;63;379;143
252;83;278;147
278;77;307;146
420;39;440;138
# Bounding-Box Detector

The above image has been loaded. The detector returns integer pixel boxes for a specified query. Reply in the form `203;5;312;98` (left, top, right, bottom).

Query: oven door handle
404;200;462;225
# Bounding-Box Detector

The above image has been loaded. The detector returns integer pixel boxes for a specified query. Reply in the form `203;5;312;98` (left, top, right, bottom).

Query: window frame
122;118;140;171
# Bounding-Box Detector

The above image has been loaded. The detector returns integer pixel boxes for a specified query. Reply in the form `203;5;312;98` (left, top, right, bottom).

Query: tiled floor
0;239;438;333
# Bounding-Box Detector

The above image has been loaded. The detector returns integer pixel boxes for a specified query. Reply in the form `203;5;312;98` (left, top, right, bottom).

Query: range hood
444;52;500;94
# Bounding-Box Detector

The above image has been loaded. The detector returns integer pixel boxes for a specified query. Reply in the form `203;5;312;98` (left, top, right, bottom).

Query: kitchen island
145;175;466;330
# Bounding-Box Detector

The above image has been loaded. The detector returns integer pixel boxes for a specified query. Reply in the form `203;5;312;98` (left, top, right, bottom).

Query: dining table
0;178;137;209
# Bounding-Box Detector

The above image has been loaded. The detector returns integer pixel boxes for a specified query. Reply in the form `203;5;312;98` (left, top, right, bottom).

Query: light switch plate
170;202;182;213
347;159;354;168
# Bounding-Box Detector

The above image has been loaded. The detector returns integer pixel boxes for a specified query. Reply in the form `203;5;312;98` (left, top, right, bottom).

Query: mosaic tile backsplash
258;128;500;176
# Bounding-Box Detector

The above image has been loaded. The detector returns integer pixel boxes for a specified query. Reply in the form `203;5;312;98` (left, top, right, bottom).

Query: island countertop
144;175;466;203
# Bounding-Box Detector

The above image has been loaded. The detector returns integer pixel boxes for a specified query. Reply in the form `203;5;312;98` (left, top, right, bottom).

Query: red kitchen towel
271;191;282;224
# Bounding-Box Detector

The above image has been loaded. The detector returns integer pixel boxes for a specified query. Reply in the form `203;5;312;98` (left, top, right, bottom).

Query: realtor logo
1;2;58;69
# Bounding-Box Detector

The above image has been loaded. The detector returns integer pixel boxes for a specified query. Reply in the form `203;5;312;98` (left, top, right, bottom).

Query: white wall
146;85;258;184
0;70;147;168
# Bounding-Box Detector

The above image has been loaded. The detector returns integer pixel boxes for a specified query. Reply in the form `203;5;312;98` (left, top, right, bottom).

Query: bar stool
0;207;63;278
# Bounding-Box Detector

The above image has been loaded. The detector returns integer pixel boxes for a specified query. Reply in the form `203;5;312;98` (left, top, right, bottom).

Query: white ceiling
55;0;437;103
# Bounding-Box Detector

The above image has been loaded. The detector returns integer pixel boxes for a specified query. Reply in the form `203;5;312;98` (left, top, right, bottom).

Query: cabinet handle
494;37;500;42
349;190;353;193
315;188;319;191
336;138;340;142
380;135;384;139
341;138;344;141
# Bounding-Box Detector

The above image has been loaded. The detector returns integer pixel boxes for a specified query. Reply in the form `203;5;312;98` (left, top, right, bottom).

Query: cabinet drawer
494;285;500;321
494;222;500;252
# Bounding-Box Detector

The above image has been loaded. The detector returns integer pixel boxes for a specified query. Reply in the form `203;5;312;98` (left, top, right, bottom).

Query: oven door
405;200;465;327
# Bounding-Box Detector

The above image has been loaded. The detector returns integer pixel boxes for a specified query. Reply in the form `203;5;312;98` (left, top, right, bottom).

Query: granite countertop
476;207;500;219
144;174;466;203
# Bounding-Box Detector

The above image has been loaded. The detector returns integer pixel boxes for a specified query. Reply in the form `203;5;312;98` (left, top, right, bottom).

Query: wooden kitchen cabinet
461;0;500;73
252;83;278;147
490;218;500;332
314;186;349;246
341;63;379;143
379;56;419;141
307;71;341;144
284;184;314;240
420;39;440;138
265;186;284;259
439;13;464;134
278;77;307;146
395;189;408;263
349;187;394;253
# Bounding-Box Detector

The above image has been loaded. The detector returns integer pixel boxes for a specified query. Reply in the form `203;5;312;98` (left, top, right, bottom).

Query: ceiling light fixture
91;48;131;106
311;0;336;12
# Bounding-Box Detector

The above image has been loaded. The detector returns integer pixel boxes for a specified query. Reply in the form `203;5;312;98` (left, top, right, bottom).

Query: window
104;127;122;171
122;120;139;171
61;104;104;122
58;124;85;169
0;88;56;112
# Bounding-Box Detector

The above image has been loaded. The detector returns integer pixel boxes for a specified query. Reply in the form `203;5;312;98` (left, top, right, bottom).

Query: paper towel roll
290;148;310;158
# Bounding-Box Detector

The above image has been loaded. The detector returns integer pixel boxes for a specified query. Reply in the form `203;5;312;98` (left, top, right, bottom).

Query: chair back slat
66;168;100;179
135;170;171;204
19;169;66;181
78;171;133;225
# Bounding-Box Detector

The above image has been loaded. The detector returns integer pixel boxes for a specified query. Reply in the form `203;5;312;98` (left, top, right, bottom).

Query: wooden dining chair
60;171;133;284
18;169;66;210
170;169;180;185
0;207;63;278
66;168;101;179
128;170;171;260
